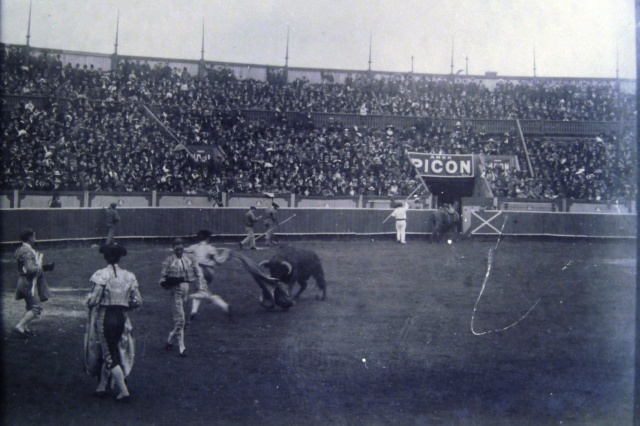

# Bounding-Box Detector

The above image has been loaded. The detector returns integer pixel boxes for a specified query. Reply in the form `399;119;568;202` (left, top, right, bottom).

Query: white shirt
185;242;228;268
391;202;409;220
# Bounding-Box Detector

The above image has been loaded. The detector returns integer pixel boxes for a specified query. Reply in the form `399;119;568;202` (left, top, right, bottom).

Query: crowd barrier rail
1;200;635;244
3;191;636;213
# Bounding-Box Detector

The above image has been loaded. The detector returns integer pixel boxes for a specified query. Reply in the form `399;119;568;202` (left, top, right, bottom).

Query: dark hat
99;243;127;258
272;202;280;209
19;228;35;242
110;202;117;208
196;229;212;240
250;206;257;210
172;238;185;247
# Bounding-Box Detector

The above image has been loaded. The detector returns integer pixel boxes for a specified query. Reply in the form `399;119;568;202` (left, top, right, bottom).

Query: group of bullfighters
12;225;327;402
159;230;327;357
12;197;460;402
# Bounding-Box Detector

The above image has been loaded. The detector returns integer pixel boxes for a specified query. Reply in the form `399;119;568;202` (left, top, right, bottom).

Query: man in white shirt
390;201;409;244
185;230;233;322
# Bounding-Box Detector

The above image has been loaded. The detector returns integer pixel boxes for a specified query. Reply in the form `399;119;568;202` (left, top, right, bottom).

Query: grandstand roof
2;0;636;79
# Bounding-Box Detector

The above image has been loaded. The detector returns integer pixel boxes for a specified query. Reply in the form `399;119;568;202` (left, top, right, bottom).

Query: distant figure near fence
49;193;61;208
431;203;461;243
264;199;280;246
105;203;120;245
239;206;262;250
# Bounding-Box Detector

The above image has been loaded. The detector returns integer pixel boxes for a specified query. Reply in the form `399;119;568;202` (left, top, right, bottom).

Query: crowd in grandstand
1;44;637;204
2;45;635;122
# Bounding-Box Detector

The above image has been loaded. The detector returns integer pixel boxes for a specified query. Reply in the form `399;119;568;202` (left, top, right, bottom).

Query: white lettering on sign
423;159;471;175
408;152;474;177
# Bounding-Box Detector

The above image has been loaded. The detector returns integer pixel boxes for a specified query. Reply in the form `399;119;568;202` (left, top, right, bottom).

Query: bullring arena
1;208;637;425
1;4;638;424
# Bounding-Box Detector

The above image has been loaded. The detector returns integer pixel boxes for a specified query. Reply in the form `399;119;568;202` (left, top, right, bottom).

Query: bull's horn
259;260;269;269
282;261;292;276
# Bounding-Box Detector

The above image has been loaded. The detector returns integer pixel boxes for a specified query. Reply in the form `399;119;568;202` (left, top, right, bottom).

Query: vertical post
25;0;32;66
201;18;205;61
284;25;290;84
199;18;206;79
285;25;290;68
26;0;32;47
450;36;454;75
533;43;537;78
114;10;119;55
368;32;372;72
112;11;120;72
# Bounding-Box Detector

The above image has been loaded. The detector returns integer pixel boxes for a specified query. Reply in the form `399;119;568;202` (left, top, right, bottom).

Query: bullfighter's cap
99;243;127;258
196;229;212;240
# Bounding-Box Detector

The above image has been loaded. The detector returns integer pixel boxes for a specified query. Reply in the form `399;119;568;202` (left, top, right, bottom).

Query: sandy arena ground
1;237;636;425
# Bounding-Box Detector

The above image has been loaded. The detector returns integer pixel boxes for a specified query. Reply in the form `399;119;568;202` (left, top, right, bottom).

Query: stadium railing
2;190;635;214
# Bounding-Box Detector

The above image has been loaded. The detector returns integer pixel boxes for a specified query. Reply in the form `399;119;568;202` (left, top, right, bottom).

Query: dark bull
259;245;327;302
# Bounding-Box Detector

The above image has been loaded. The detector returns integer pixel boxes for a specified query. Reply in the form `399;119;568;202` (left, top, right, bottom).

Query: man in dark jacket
264;201;280;246
105;203;120;245
239;206;262;250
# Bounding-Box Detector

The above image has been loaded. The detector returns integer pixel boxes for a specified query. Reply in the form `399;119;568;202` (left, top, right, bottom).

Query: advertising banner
407;153;474;178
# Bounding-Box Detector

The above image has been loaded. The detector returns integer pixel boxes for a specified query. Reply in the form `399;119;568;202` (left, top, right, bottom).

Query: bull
259;245;327;302
229;251;295;310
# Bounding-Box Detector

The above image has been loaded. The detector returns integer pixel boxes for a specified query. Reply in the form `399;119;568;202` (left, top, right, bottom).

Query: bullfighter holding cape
13;228;54;337
84;244;141;402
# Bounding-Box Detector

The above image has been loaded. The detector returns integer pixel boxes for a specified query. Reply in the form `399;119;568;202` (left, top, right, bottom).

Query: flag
186;145;223;163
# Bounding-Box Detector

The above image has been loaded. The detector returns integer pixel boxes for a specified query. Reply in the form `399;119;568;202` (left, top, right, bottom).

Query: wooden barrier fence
0;206;635;245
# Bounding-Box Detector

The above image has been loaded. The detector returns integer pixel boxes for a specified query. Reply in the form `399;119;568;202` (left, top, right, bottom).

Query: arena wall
0;207;635;244
463;209;636;238
0;207;429;244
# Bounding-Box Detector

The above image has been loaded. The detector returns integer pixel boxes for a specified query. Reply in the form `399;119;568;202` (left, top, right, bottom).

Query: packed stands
1;44;636;204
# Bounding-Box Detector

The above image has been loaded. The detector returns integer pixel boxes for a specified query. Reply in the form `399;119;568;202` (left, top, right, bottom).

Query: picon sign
407;153;474;178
